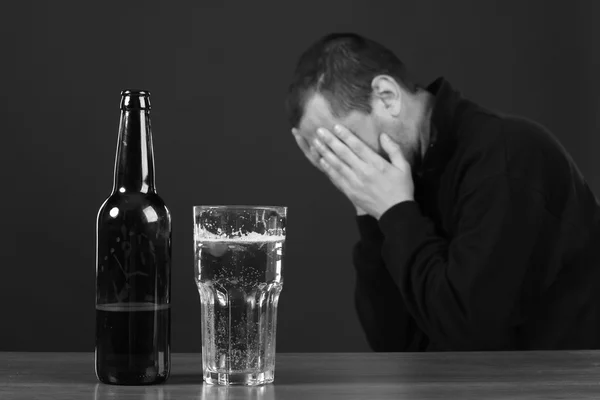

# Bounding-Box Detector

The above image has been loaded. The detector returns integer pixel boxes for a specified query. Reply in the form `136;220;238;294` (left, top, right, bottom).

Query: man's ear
371;75;402;117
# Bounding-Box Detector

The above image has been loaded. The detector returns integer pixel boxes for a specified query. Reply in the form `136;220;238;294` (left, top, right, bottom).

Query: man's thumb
380;133;408;168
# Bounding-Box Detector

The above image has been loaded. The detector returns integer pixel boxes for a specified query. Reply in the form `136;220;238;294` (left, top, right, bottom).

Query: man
285;32;600;351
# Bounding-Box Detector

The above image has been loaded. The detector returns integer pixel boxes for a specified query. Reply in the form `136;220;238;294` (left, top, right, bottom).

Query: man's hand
292;128;367;216
310;124;415;220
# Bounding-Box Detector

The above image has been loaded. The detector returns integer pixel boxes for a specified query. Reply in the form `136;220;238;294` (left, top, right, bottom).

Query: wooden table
2;351;600;399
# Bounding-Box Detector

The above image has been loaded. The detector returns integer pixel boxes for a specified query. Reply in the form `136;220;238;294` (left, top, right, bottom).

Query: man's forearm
353;241;429;352
353;216;428;352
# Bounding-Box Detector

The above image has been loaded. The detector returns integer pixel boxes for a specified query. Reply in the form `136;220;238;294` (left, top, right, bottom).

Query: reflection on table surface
93;382;276;400
4;351;600;400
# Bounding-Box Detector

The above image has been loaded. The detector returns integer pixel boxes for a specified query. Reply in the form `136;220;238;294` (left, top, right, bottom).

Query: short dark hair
285;32;418;129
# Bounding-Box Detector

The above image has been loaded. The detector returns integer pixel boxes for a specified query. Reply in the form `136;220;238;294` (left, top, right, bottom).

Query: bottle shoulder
97;192;171;222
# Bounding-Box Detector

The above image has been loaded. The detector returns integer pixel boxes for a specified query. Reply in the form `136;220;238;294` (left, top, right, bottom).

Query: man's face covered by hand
291;91;416;219
294;93;388;162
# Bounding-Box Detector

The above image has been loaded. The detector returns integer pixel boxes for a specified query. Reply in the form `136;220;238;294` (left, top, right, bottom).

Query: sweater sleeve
353;215;429;352
378;175;551;350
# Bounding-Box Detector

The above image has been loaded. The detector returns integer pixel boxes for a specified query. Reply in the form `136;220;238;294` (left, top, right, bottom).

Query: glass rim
193;205;287;213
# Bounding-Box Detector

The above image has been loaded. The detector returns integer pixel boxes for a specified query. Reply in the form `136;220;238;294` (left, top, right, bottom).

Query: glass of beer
193;205;286;385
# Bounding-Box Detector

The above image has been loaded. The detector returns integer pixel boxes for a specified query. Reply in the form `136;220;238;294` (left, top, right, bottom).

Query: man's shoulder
452;101;573;190
457;101;566;161
457;101;555;150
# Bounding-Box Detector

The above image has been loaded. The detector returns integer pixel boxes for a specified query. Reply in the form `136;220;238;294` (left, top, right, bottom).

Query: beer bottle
95;90;171;385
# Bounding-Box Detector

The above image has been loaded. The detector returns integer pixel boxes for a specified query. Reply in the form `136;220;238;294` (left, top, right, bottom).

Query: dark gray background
1;0;598;352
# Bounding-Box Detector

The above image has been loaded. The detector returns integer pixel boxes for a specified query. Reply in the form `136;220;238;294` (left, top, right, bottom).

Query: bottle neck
112;108;156;194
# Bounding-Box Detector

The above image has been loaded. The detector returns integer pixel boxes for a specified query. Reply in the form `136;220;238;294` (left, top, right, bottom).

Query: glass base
203;369;274;385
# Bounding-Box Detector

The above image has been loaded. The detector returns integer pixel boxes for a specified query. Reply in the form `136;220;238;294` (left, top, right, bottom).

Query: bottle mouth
121;89;151;96
120;89;151;110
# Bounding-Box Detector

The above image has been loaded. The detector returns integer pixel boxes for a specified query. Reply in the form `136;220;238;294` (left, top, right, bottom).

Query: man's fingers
313;136;361;185
292;131;311;155
319;157;352;196
331;124;387;170
380;133;410;170
316;128;367;171
292;131;322;170
293;129;360;205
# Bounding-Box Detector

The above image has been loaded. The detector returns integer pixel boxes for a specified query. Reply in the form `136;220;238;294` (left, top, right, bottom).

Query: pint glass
193;206;286;385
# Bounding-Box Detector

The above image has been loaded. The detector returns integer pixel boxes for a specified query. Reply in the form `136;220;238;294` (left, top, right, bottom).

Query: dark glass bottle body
95;90;171;385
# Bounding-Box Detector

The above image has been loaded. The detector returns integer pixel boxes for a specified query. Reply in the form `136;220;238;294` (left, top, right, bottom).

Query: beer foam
195;230;285;242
